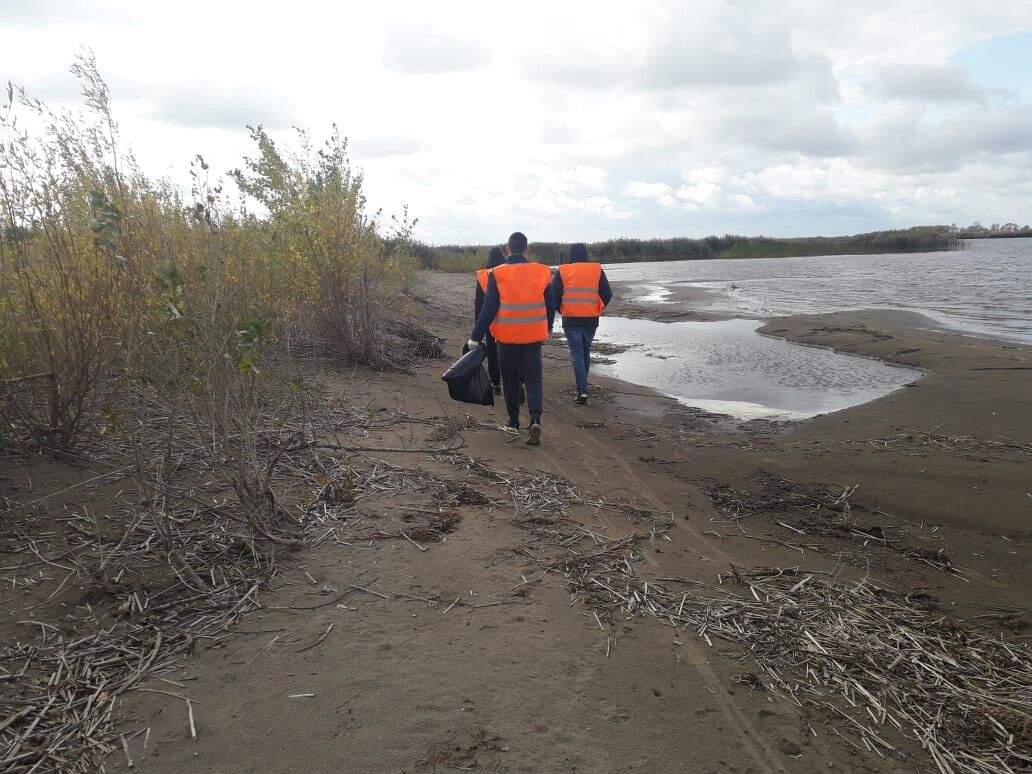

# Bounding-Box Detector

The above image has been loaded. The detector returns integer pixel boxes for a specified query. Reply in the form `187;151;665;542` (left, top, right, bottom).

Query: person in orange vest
473;247;505;394
552;242;613;404
468;232;556;446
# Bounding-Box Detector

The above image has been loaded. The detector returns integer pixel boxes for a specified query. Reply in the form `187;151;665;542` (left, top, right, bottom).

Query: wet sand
607;281;1031;538
3;270;1030;773
606;280;733;322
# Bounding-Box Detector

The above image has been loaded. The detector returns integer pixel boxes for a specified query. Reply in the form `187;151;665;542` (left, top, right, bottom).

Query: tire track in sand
543;421;789;773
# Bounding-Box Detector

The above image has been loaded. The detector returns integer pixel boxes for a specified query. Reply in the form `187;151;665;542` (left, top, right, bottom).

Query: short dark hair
569;243;588;263
486;246;505;269
507;232;528;254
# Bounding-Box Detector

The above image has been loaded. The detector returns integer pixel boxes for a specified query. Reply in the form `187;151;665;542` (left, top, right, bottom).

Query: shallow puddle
589;317;922;420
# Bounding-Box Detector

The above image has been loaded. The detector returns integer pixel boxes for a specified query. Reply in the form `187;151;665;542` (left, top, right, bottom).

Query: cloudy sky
2;0;1031;243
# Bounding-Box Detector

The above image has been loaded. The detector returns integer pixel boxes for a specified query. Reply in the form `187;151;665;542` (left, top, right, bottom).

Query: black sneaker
526;423;541;446
575;393;588;405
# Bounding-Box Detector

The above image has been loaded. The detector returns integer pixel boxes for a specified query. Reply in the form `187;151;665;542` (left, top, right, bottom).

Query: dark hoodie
551;242;613;329
474;247;506;322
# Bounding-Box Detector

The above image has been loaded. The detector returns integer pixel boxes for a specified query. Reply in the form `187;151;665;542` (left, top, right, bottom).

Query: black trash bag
441;346;494;406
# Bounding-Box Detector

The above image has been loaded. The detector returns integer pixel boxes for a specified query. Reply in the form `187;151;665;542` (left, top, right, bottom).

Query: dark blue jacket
552;264;613;329
474;281;486;322
471;255;556;342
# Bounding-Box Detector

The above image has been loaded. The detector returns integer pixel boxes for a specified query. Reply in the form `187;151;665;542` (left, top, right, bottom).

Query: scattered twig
295;623;335;654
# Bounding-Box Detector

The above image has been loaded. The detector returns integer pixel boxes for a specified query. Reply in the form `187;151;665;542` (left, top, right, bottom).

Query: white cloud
539;120;580;144
624;181;678;209
137;83;296;130
704;106;856;157
526;0;838;98
351;136;429;159
1;0;1031;241
382;21;491;73
858;104;1032;171
865;63;990;104
0;0;141;27
675;169;764;213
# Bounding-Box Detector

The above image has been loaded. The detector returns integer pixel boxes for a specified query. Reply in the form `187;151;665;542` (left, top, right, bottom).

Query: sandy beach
2;270;1030;773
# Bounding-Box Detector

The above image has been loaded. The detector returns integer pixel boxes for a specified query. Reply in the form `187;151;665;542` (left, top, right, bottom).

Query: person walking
552;242;612;404
469;232;555;446
474;247;505;395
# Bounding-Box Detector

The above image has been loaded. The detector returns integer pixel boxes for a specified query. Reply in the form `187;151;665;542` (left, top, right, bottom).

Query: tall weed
230;125;417;364
0;53;418;451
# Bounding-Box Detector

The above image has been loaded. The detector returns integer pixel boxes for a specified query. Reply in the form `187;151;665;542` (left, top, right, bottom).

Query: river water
604;238;1032;345
582;238;1029;420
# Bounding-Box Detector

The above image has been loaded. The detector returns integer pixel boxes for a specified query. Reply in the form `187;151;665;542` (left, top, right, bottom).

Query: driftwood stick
0;371;55;385
286;439;466;455
295;623;335;654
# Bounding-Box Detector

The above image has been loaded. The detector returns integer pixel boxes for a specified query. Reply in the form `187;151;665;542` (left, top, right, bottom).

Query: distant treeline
952;222;1032;239
415;226;966;272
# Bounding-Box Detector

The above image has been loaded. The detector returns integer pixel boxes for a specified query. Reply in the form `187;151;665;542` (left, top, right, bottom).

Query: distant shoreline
420;227;977;272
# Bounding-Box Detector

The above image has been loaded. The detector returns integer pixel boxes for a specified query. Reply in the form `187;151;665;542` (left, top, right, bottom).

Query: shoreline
610;275;1032;347
607;277;1032;423
598;303;1030;534
3;269;1029;773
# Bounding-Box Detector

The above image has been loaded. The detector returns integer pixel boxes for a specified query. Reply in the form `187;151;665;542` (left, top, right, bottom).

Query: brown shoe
526;423;541;446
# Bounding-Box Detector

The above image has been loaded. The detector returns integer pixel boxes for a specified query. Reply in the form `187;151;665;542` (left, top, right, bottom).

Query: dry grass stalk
546;524;1032;774
427;456;1032;773
708;472;960;574
1;380;463;770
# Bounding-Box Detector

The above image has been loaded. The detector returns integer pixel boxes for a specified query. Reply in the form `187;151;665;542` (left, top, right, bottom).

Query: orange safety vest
489;262;553;344
558;262;605;317
476;268;491;293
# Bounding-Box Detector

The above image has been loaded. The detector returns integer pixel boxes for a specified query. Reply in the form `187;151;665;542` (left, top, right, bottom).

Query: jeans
497;342;543;427
564;325;595;394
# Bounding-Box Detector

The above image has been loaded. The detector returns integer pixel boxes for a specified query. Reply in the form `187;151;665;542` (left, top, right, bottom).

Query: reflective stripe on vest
489;262;553;344
559;263;604;317
499;301;544;310
476;268;491;293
